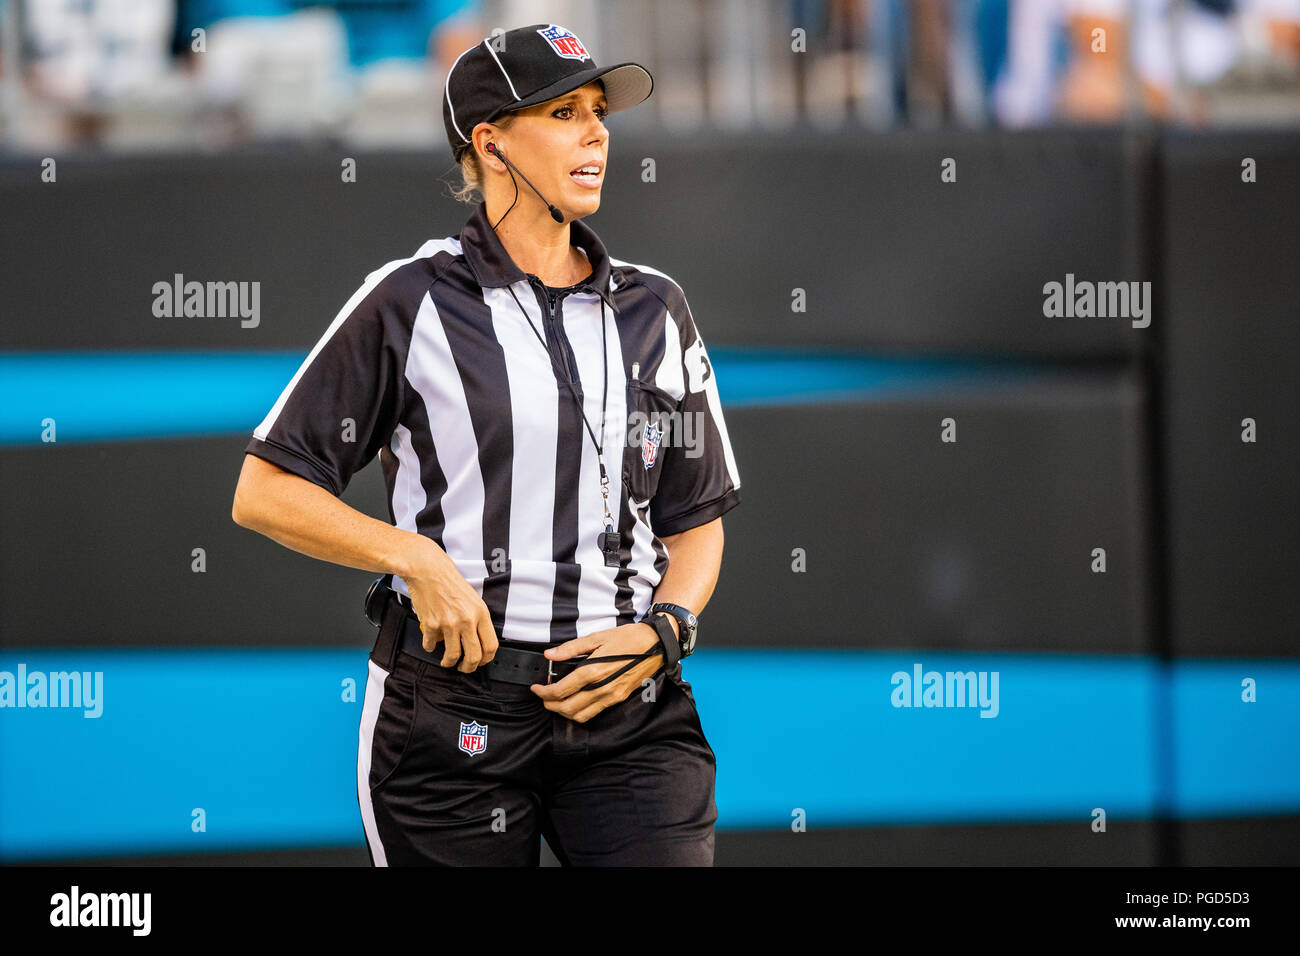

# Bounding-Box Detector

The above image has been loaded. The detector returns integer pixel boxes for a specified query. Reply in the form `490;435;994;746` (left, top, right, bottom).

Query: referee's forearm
652;518;725;629
232;454;440;580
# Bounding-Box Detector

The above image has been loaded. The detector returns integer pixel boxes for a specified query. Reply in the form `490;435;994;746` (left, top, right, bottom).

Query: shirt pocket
624;377;680;503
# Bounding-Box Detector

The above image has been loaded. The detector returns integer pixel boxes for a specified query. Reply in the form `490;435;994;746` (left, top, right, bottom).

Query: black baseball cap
443;23;654;163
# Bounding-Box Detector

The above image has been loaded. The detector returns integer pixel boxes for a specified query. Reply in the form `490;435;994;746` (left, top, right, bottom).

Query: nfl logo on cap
537;24;590;62
458;720;488;756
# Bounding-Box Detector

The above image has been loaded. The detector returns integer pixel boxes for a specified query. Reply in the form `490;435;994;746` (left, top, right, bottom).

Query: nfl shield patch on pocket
458;720;488;756
642;419;663;469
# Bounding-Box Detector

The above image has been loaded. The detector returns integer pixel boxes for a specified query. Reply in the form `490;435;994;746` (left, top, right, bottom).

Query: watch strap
646;611;681;669
650;602;697;655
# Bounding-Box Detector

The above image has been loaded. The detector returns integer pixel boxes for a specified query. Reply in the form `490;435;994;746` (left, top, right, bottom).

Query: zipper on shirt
530;276;582;384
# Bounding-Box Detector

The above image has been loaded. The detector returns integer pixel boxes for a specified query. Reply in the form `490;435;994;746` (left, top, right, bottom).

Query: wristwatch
649;602;698;658
644;611;681;668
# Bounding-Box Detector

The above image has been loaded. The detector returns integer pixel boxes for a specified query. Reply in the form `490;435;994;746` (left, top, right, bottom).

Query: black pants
356;601;717;866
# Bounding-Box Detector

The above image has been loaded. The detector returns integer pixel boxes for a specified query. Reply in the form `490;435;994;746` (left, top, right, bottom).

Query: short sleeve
651;294;742;536
244;271;411;497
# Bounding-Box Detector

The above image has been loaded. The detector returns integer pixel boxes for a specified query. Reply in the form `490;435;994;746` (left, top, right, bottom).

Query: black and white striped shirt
245;201;741;644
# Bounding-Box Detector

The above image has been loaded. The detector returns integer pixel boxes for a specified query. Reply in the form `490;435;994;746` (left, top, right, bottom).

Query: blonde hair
448;112;518;205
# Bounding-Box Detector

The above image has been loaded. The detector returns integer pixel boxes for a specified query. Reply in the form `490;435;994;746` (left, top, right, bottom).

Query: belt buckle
546;657;556;685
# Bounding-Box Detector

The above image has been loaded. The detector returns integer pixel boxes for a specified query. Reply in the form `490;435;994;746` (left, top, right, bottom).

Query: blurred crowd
2;0;1299;151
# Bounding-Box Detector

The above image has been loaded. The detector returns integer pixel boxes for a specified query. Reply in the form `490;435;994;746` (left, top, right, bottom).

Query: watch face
681;618;697;655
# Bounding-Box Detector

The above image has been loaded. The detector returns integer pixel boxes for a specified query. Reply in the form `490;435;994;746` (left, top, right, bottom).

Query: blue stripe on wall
0;352;303;446
0;350;1054;446
1;649;1295;861
1169;661;1295;818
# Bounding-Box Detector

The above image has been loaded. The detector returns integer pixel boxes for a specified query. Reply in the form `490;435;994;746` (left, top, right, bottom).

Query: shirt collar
459;201;620;314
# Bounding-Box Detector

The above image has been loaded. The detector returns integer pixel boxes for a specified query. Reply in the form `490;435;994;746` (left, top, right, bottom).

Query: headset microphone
487;143;565;223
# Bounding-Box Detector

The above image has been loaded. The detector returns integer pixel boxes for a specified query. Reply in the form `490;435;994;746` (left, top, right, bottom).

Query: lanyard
504;280;622;566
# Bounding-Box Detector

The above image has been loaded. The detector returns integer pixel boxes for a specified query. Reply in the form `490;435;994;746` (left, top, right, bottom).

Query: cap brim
497;62;654;117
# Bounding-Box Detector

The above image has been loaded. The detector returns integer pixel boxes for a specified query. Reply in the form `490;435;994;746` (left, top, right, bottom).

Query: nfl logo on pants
459;720;488;756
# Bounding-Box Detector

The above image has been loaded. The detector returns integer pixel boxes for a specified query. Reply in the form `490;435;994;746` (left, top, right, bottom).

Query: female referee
231;23;742;866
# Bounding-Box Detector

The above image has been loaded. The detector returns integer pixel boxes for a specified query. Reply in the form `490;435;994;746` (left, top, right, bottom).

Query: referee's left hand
530;624;664;723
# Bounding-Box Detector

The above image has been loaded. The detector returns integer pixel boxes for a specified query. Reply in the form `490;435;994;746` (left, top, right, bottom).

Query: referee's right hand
404;547;499;673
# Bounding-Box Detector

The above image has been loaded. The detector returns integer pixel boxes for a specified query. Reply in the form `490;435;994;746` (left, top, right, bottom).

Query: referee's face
502;81;610;221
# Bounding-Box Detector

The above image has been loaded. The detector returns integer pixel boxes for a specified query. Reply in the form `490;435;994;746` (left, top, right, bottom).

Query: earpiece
484;140;564;224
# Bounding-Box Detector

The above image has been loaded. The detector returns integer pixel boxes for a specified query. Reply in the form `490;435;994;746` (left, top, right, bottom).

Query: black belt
372;583;662;687
398;611;590;685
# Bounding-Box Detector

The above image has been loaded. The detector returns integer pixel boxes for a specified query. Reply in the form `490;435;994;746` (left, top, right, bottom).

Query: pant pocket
368;675;419;794
666;663;696;705
666;668;716;763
